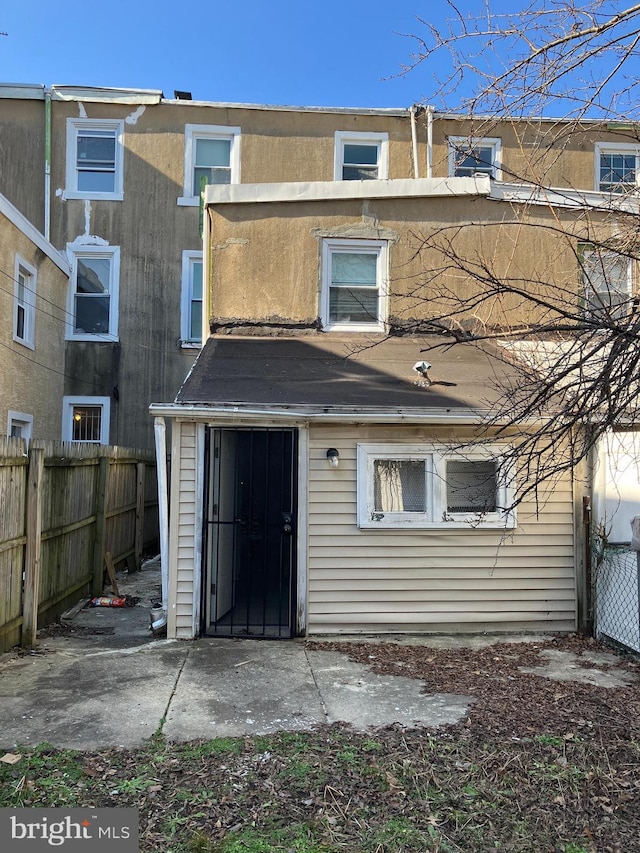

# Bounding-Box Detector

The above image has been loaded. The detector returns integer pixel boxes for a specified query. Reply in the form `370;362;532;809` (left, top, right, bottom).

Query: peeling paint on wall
212;238;249;250
77;102;87;119
125;105;146;125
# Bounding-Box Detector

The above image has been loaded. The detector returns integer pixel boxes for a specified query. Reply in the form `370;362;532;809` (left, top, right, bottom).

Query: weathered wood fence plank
22;448;44;647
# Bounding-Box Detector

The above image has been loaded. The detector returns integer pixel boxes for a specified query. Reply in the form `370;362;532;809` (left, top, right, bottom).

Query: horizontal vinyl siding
307;425;577;635
175;423;198;639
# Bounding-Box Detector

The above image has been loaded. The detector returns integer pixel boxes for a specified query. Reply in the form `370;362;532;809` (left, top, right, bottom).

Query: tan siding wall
174;422;197;638
307;424;576;634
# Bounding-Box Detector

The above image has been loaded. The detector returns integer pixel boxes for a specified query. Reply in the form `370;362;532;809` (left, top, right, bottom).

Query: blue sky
1;1;445;109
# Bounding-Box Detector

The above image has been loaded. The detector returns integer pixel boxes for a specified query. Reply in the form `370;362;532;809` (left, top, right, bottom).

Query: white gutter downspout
153;416;169;627
201;202;210;347
44;88;52;241
426;105;434;179
410;105;420;179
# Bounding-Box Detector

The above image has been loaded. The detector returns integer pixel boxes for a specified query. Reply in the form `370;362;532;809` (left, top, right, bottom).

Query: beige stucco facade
0;194;69;441
0;84;634;449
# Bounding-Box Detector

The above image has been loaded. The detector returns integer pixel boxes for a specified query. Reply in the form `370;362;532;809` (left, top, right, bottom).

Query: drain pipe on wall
426;105;434;179
44;88;52;241
153;416;170;630
410;105;421;179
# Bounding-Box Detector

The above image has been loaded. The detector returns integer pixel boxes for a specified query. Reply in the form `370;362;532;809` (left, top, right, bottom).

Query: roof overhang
205;176;491;207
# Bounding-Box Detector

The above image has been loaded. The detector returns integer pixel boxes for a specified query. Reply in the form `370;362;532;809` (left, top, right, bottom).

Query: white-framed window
66;245;120;341
321;239;388;332
357;443;516;529
65;118;124;200
178;124;241;205
180;250;203;346
448;136;502;179
581;247;633;319
334;131;389;181
13;256;37;349
7;411;33;443
62;396;110;444
595;143;640;193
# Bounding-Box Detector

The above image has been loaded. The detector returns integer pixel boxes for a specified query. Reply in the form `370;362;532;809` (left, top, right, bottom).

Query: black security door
203;428;297;638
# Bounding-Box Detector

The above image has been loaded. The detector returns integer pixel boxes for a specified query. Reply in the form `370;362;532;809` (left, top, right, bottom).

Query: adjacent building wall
0;197;68;441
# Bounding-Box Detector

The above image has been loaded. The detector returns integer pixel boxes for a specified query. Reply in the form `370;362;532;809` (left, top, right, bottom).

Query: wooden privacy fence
0;437;160;651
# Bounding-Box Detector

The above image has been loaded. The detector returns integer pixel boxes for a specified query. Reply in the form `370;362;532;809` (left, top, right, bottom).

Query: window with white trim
179;124;241;204
67;246;120;341
582;247;633;319
448;137;501;179
334;131;389;180
8;411;33;443
62;396;110;444
321;239;388;331
357;443;516;529
181;250;203;345
13;256;37;349
65;119;124;200
595;143;640;193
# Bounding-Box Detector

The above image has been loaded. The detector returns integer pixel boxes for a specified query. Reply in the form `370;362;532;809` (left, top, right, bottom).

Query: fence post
92;455;109;596
134;461;145;571
22;447;44;648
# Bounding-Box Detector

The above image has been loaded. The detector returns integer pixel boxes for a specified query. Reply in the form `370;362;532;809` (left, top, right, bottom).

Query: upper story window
334;131;389;181
13;256;37;349
67;245;120;341
65;119;124;200
178;124;241;205
448;137;501;179
62;396;110;444
357;443;516;529
321;238;388;332
582;247;633;320
181;250;203;346
595;143;640;193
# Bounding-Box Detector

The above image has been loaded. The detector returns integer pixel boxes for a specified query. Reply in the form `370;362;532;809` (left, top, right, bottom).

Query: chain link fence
593;542;640;654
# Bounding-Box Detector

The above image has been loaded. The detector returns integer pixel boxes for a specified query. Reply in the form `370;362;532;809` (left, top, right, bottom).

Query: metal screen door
203;428;297;638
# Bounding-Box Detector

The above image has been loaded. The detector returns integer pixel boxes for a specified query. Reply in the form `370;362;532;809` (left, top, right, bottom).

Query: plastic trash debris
90;596;127;607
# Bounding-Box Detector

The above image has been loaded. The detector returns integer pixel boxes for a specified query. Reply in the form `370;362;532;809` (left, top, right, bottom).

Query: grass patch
0;725;635;852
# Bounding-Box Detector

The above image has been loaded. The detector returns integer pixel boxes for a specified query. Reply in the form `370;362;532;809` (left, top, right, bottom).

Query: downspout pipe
153;416;169;618
426;105;434;179
410;105;420;179
44;88;52;241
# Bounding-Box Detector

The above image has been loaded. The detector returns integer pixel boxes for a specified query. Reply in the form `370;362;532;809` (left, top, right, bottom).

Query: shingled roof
175;334;518;417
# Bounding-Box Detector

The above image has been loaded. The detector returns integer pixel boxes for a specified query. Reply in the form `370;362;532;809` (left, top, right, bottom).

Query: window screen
374;459;426;512
446;460;497;513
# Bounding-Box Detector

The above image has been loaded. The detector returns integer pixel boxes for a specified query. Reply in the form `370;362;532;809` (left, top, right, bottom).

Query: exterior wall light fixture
326;448;340;468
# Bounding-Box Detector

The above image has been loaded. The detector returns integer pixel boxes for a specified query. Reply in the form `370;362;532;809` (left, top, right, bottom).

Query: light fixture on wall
326;448;339;468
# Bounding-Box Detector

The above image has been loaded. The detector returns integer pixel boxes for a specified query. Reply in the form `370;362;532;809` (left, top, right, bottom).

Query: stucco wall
207;194;611;330
0;211;67;440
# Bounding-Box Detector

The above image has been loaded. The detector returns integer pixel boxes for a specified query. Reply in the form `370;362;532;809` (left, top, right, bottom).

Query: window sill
322;322;387;334
63;190;124;202
177;196;200;207
359;518;516;530
13;337;35;351
180;341;201;349
66;334;119;343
